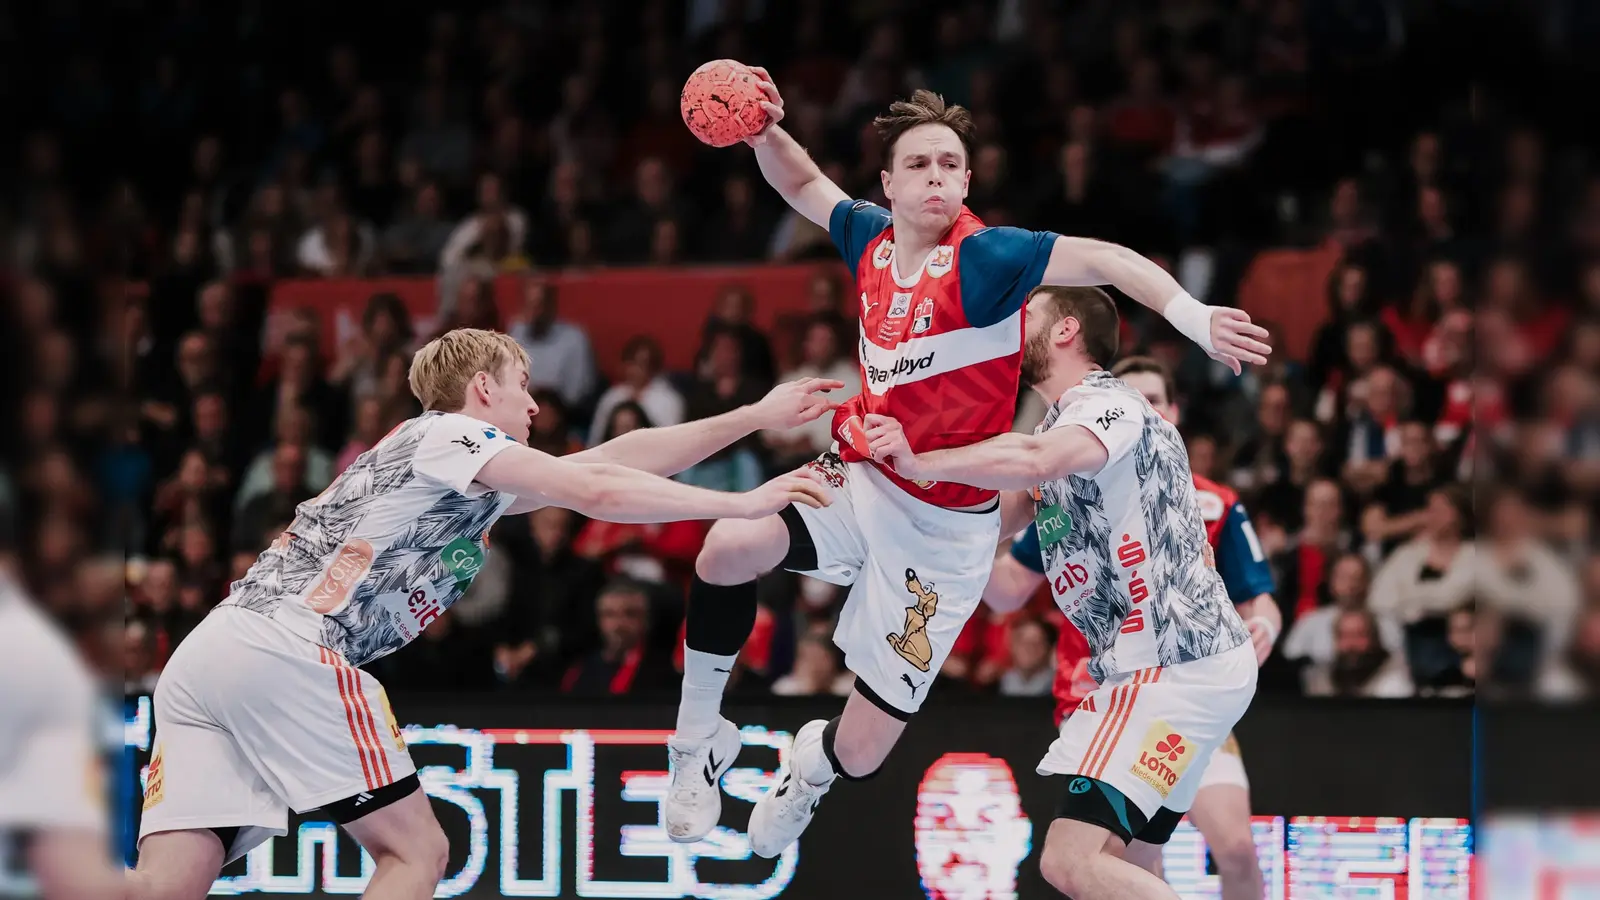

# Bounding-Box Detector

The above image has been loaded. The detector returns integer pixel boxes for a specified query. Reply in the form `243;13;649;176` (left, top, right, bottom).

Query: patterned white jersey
1031;371;1248;682
219;411;519;667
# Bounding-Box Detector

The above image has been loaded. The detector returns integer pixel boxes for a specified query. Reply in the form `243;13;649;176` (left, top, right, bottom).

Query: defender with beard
663;77;1271;859
868;287;1259;900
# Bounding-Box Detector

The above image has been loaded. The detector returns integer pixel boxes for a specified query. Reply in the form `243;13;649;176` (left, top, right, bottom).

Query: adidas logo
353;792;374;806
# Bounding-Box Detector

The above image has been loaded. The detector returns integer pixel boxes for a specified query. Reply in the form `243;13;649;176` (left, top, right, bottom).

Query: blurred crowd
5;0;1598;703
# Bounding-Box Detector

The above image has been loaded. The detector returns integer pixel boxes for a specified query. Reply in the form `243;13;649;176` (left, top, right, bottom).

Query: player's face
1119;372;1178;423
881;124;970;237
486;359;538;443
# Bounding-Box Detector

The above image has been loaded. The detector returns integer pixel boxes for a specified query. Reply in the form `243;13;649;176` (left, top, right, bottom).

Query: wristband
1163;291;1216;354
1245;615;1279;646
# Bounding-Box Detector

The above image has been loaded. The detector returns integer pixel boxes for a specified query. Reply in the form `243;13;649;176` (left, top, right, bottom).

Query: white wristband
1245;616;1279;646
1163;291;1216;354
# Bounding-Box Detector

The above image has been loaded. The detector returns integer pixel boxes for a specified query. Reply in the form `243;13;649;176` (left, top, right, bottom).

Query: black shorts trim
1135;806;1185;845
1053;775;1150;844
852;677;912;721
777;503;819;572
315;773;421;824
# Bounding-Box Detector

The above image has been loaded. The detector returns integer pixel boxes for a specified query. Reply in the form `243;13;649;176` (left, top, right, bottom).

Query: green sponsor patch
441;537;485;583
1036;503;1072;545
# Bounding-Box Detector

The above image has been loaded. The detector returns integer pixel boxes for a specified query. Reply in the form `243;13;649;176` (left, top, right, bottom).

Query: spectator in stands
762;317;860;470
1028;140;1124;243
233;443;313;552
334;396;386;475
150;449;228;554
587;336;685;447
401;85;475;187
332;292;415;404
1475;486;1581;674
607;157;694;263
1308;262;1375;391
380;181;455;273
440;171;530;271
1367;486;1474;685
1255;419;1328;533
998;617;1056;697
1361;421;1444;554
1271;478;1354;647
1547;603;1600;700
260;335;344;451
1230;382;1292;494
508;278;596;411
681;330;766;492
700;284;776;386
771;632;853;697
234;405;333;512
1339;365;1412;495
527;390;582;458
1302;608;1414;697
297;200;377;277
1282;551;1404;679
376;610;497;690
562;580;679;695
700;172;777;262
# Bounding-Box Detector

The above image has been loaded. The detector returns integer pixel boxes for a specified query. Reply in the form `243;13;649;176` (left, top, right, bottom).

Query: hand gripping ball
680;59;770;148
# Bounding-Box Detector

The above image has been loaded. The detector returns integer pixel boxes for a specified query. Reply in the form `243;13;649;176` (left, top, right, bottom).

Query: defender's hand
750;377;845;430
737;470;830;518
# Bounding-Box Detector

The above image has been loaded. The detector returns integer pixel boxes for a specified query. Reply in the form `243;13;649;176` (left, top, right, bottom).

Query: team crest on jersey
926;245;954;278
872;239;895;269
1196;490;1225;523
912;298;935;334
888;568;939;672
888;291;912;318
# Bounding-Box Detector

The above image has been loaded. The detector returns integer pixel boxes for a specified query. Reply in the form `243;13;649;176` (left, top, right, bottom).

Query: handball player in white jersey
128;328;843;900
0;572;123;899
869;287;1258;900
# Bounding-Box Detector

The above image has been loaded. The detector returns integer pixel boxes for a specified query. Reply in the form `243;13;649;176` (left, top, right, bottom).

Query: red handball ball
680;59;770;148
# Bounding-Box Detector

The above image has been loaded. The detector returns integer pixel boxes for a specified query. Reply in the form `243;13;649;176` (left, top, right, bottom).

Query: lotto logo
143;743;165;810
1131;720;1195;797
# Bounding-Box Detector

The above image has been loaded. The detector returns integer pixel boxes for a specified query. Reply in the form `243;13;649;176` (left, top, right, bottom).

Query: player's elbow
558;464;626;517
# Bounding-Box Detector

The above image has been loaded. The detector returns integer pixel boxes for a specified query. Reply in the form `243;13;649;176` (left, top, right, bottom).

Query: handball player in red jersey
985;356;1281;900
664;73;1272;858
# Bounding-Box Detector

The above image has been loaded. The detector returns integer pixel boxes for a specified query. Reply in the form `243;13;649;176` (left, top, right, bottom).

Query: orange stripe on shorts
323;647;376;790
1090;669;1155;779
346;664;394;784
1078;684;1128;779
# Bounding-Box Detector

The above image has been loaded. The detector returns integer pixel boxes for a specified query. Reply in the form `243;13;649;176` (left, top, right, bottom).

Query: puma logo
901;673;925;697
886;568;939;672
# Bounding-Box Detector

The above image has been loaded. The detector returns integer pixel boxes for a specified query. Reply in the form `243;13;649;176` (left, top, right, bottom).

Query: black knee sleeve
820;716;882;781
1053;775;1150;845
684;577;758;656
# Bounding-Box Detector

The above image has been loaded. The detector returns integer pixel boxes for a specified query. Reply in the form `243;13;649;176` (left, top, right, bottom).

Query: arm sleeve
1214;503;1278;603
413;414;522;494
829;200;892;278
958;227;1058;328
1009;523;1046;574
1055;394;1142;473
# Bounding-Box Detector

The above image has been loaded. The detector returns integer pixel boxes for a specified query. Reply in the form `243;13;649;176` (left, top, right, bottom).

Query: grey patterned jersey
1031;371;1248;682
218;411;519;667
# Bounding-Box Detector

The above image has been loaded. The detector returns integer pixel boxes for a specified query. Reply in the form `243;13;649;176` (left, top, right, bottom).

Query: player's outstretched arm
1041;236;1272;374
567;378;842;477
476;444;830;523
984;551;1047;615
863;413;1108;490
742;68;850;228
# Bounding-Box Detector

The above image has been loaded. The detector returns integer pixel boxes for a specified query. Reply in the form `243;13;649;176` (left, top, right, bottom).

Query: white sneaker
665;718;743;843
748;719;834;859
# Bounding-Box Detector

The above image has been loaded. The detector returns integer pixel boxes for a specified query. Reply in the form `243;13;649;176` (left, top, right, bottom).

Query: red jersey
827;200;1057;509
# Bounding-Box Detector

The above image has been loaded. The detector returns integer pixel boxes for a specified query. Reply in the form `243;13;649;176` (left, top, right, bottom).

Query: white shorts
787;453;1000;716
1196;733;1250;792
1038;641;1257;820
139;607;415;864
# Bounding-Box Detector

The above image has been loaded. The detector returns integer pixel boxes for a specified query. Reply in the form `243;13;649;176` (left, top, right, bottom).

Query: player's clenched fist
863;413;921;477
738;469;832;518
749;377;845;430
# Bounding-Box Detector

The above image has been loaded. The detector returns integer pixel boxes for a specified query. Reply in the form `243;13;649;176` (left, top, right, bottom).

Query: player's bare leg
127;829;227;900
1039;818;1180;900
1124;838;1166;879
26;829;125;899
1187;785;1263;900
748;688;907;857
667;514;791;842
340;787;449;899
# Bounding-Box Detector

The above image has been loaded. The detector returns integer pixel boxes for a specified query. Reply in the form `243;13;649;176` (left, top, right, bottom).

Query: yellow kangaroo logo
887;568;938;671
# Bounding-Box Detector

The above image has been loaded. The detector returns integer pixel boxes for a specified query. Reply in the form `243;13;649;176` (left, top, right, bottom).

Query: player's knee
1038;844;1086;896
1210;833;1260;880
697;517;784;584
418;819;450;884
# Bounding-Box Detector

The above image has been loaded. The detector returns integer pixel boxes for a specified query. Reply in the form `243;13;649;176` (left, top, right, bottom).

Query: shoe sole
667;725;742;844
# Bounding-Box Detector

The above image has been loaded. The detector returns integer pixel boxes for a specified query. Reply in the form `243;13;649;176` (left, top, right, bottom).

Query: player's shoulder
1190;473;1239;511
418;411;517;448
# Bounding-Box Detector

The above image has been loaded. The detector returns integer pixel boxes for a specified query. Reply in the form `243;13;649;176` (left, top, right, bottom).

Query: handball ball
680;59;770;148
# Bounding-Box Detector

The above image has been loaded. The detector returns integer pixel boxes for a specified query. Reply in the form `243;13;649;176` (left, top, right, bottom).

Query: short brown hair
1028;285;1119;367
1111;356;1176;405
873;89;974;171
407;328;529;411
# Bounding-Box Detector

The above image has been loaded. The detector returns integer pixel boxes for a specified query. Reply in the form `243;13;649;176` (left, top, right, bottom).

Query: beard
1331;646;1390;694
1020;327;1052;387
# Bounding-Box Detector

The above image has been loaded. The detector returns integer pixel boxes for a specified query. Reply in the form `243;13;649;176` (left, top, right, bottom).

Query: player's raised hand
863;413;920;477
750;377;845;430
738;469;831;518
743;66;785;147
1207;308;1272;375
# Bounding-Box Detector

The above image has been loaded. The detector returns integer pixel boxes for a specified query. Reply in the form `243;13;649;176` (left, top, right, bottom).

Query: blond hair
407;328;529;411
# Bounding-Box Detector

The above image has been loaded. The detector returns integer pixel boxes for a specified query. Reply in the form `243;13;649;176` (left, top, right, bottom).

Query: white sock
675;646;735;740
793;721;837;786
